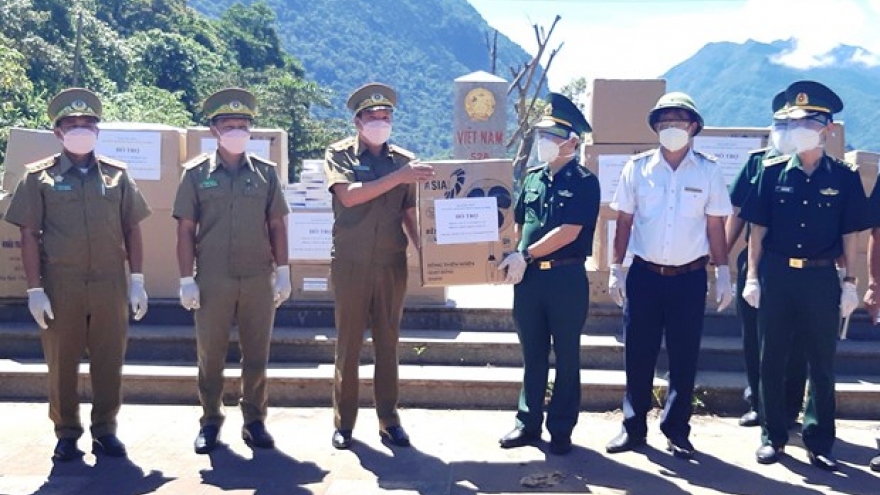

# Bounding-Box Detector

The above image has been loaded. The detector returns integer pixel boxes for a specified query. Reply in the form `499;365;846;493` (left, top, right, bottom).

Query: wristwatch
520;249;534;264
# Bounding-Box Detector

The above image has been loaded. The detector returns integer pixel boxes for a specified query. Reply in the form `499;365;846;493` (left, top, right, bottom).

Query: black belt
534;257;585;270
767;252;835;269
633;255;709;276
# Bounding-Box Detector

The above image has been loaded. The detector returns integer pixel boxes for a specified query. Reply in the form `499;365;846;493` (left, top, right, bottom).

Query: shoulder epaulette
832;157;859;172
694;149;718;162
747;146;771;156
574;164;590;178
248;154;277;167
763;155;788;167
182;152;211;170
328;136;356;152
96;155;127;169
526;164;545;174
632;149;654;160
24;154;60;174
388;144;415;160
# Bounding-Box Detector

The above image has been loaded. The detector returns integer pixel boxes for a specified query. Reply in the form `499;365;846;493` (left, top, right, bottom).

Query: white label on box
302;277;329;292
434;197;499;245
96;131;163;181
693;136;762;186
200;137;271;161
607;220;633;268
288;212;333;260
597;154;632;203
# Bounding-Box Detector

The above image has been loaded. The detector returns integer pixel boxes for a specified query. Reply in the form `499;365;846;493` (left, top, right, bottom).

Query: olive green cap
648;91;704;135
48;88;102;125
203;88;257;120
346;83;397;115
534;92;591;136
781;80;843;120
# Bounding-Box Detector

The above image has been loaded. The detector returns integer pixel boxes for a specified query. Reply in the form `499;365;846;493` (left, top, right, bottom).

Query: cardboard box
2;128;62;191
287;208;334;262
582;143;657;203
290;262;446;305
418;160;515;286
0;195;28;298
584;79;666;144
826;122;845;160
139;209;180;299
185;127;288;184
695;127;768;187
845;150;880;196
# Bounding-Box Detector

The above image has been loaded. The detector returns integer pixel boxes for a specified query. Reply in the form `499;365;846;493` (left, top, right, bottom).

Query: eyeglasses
654;120;691;131
788;116;827;129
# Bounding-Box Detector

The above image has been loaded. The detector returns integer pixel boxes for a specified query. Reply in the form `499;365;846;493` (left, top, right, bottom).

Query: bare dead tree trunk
485;30;499;75
506;15;563;186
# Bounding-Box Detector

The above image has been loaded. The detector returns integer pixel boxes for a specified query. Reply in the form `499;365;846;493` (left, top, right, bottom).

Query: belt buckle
539;261;552;270
789;258;804;269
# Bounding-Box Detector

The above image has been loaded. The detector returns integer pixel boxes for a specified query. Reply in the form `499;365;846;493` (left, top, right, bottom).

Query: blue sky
467;0;880;89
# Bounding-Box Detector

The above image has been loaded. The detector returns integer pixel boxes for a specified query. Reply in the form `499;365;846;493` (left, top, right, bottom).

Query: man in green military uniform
4;88;151;461
726;91;807;429
741;80;867;470
497;93;600;455
324;82;434;449
173;88;291;454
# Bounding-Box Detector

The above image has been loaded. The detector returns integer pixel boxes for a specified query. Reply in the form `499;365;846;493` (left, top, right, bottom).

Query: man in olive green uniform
4;88;151;461
726;91;807;428
324;82;434;449
497;93;600;455
741;81;867;471
173;88;291;454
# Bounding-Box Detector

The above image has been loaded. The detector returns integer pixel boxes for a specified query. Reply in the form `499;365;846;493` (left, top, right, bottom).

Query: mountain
187;0;535;158
663;39;880;151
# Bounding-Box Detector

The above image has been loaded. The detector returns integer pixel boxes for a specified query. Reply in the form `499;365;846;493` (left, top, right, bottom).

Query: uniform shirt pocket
523;189;542;223
636;185;663;216
679;186;707;217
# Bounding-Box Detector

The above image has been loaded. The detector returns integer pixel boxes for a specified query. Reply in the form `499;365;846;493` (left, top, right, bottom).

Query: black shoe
807;451;839;471
332;429;353;450
92;434;127;457
242;421;275;449
380;425;411;447
739;410;760;427
756;444;784;464
870;453;880;472
498;427;540;449
605;431;646;454
666;436;695;460
194;424;219;455
53;438;84;462
549;436;572;455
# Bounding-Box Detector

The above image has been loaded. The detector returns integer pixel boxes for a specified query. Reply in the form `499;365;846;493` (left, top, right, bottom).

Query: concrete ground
0;402;877;495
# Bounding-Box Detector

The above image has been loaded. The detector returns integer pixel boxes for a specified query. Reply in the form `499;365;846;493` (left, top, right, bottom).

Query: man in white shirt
605;92;733;460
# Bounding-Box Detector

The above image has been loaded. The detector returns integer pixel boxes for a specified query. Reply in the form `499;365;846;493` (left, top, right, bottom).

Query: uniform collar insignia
558;189;574;197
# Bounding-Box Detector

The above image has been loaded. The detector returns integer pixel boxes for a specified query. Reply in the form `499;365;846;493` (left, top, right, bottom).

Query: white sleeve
705;163;734;217
610;158;637;214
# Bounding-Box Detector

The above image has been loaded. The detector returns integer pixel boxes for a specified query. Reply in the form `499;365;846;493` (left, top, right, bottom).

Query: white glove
273;265;292;308
26;287;54;330
742;278;761;308
129;273;148;321
608;264;626;308
179;276;201;311
840;280;859;318
498;252;527;284
714;265;733;312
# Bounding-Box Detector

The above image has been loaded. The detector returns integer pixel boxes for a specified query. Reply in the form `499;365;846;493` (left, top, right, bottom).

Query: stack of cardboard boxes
845;150;880;298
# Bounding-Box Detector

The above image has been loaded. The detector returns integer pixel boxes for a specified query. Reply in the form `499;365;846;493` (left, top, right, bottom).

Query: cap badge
71;99;87;111
795;92;809;105
229;100;242;110
544;104;553;116
372;93;384;102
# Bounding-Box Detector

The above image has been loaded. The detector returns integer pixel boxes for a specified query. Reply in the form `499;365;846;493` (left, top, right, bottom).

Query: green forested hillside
0;0;344;179
186;0;535;158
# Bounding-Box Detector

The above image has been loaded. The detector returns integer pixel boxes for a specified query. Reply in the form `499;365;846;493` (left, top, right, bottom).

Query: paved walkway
0;402;877;495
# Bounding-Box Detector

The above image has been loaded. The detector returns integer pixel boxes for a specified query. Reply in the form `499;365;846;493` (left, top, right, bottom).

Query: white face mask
536;136;560;163
219;129;250;155
789;127;823;153
658;127;690;152
360;120;392;145
770;128;796;155
62;128;98;155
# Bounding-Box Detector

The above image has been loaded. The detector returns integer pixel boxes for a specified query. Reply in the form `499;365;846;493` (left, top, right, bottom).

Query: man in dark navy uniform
497;93;600;455
726;91;807;428
740;80;867;470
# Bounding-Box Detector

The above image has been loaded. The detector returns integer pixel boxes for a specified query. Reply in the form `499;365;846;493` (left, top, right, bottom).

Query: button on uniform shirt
740;154;867;259
5;153;151;278
173;151;289;277
611;148;732;266
324;137;416;265
514;159;600;260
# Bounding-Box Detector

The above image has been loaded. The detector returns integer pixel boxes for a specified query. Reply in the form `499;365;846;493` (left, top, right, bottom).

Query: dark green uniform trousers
512;263;588;438
43;269;129;440
331;257;407;431
736;249;808;420
758;253;840;454
194;273;275;427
